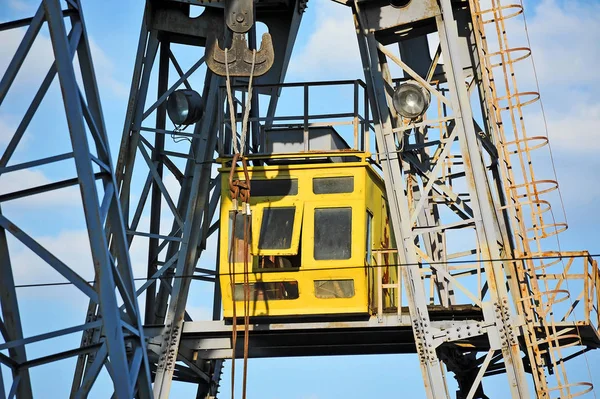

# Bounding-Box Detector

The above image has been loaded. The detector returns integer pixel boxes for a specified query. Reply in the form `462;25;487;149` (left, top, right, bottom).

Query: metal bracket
206;32;274;77
412;318;439;363
430;321;491;348
413;320;488;362
482;301;520;351
206;0;275;77
225;0;253;33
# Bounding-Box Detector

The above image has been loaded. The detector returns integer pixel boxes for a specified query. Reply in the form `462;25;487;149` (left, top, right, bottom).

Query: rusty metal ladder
468;0;593;397
373;248;402;322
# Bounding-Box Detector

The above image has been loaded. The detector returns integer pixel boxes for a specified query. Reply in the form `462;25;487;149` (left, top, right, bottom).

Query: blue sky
1;0;599;397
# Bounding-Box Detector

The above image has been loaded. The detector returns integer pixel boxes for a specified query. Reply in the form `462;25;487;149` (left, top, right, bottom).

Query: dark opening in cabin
259;207;296;250
314;207;352;260
234;281;299;301
313;176;354;194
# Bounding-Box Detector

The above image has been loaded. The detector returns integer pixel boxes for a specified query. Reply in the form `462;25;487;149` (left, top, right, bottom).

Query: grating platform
144;305;600;362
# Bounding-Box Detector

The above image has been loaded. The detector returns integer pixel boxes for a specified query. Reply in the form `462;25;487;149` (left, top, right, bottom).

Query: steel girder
0;1;152;397
353;0;531;397
104;1;305;397
82;2;224;396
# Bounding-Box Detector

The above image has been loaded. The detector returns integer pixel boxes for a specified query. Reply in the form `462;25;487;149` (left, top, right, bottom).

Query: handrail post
353;80;359;150
377;251;383;323
303;84;309;151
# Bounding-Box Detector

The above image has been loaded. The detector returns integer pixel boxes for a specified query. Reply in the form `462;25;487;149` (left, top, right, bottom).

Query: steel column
1;0;152;397
435;2;530;394
354;7;450;399
152;73;222;398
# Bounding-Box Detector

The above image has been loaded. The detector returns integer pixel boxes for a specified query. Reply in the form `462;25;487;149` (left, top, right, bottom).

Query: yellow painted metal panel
219;158;391;318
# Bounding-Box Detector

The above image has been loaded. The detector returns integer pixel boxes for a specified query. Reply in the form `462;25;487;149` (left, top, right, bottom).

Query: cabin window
253;204;304;256
314;207;352;260
314;279;355;298
252;178;298;197
313;176;354;194
234;281;299;301
258;207;296;250
258;253;301;270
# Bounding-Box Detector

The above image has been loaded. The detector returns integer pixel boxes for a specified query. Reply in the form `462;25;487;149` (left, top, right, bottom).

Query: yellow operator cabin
218;127;397;319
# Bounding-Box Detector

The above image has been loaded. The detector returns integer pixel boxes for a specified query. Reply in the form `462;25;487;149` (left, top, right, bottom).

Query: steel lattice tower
1;0;599;398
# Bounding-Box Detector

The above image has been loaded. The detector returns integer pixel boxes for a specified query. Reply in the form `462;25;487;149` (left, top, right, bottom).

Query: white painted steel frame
353;0;531;397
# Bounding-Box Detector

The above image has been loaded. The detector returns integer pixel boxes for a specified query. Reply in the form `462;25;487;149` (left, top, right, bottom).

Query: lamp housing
166;89;203;126
392;80;431;120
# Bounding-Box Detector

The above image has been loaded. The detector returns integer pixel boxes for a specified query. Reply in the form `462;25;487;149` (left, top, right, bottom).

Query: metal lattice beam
0;1;152;397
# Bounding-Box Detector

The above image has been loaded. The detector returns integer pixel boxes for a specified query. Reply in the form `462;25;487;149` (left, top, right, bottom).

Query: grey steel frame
104;1;305;397
0;1;152;398
97;4;224;396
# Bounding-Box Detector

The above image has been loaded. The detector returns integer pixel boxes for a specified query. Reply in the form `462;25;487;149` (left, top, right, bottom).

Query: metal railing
217;79;373;157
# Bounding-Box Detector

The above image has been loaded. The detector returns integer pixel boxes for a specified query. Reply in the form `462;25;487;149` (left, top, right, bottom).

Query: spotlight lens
167;89;203;126
392;81;431;119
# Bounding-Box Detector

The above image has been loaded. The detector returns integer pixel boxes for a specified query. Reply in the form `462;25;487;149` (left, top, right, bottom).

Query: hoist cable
12;253;600;289
224;45;257;399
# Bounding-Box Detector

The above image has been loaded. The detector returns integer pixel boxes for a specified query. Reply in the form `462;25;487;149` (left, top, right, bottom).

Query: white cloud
288;0;360;80
0;28;54;91
8;225;150;299
8;0;34;12
86;38;129;99
0;113;34;154
527;103;600;152
0;27;128;100
516;1;600;156
520;0;600;87
9;229;93;286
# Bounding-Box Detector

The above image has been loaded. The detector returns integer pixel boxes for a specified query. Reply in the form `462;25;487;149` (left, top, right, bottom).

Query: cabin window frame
312;176;354;194
227;211;253;264
366;210;373;265
252;202;304;256
233;281;299;301
314;279;355;299
313;206;353;260
251;178;299;197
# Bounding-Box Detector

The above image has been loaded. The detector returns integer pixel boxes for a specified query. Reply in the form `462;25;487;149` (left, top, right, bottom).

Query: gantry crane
0;0;599;398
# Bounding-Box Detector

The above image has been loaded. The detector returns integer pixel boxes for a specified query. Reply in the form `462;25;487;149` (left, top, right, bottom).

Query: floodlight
392;80;431;119
166;89;203;126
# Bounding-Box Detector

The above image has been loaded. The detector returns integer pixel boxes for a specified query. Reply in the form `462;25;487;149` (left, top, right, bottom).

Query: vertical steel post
152;73;223;398
43;0;152;396
0;216;32;399
146;41;171;324
435;1;530;394
354;9;450;399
